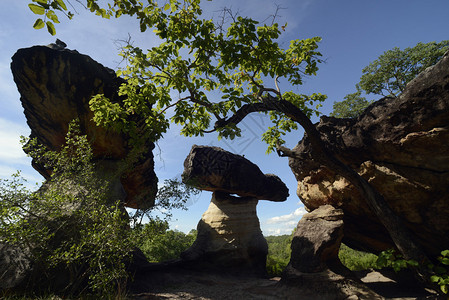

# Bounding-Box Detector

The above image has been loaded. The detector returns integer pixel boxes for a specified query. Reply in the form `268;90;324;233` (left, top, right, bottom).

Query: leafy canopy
359;40;449;97
28;0;326;153
331;40;449;118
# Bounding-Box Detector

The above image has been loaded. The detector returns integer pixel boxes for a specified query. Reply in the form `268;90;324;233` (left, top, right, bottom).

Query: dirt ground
130;270;440;300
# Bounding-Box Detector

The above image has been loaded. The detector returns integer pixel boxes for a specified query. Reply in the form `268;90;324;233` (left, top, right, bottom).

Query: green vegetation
265;234;292;276
133;219;196;262
28;0;326;154
0;121;198;298
331;40;449;118
430;250;449;294
338;244;378;271
0;121;133;296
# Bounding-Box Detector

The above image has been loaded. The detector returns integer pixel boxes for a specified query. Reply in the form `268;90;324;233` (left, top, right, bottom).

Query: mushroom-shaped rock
11;45;157;209
182;145;289;201
181;146;288;276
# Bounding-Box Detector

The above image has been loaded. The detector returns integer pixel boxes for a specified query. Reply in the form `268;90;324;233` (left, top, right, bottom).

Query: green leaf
28;3;46;15
55;0;67;10
46;10;60;23
33;18;45;29
431;275;441;283
46;21;56;35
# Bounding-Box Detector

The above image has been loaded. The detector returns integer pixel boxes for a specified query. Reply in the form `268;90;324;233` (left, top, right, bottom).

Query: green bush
133;220;196;262
338;244;378;271
0;121;133;296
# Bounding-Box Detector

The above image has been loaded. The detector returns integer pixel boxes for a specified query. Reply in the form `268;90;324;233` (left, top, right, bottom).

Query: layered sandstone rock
289;50;449;256
181;192;268;276
11;45;157;209
181;145;288;276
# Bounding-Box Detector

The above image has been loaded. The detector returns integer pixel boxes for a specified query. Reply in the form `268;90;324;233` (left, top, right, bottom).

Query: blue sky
1;0;448;235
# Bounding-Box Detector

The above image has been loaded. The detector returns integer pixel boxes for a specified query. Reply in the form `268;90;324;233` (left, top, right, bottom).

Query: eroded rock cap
182;145;288;201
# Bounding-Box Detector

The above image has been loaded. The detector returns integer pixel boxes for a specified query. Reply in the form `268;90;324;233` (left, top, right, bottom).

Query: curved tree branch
214;95;433;285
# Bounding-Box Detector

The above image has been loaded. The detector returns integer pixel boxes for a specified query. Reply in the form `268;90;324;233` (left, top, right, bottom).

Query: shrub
338;244;378;271
0;121;133;296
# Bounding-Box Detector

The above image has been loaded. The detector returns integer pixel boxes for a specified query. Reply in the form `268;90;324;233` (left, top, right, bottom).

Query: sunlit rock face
289;51;449;256
11;45;157;209
181;192;268;276
181;145;288;276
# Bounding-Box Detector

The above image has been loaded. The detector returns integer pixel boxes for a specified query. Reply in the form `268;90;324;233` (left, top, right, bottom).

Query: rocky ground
130;270;440;300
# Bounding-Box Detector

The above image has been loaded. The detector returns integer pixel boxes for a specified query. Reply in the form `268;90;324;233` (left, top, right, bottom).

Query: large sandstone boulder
181;145;288;276
289;50;449;256
282;205;382;299
288;205;344;273
11;45;157;209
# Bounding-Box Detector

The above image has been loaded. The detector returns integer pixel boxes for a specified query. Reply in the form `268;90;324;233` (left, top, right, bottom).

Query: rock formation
11;45;157;209
181;145;288;276
282;205;382;299
288;205;344;273
289;50;449;256
182;145;288;201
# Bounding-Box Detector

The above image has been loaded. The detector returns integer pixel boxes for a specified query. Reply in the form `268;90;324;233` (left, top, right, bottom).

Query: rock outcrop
289;50;449;256
181;145;288;276
288;205;344;273
11;45;157;209
281;205;383;299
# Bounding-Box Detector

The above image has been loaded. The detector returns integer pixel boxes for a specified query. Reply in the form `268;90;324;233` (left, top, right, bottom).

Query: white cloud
261;205;308;236
266;207;307;224
0;118;30;164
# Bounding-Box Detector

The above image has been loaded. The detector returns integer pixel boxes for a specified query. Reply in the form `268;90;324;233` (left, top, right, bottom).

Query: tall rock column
181;145;289;277
11;45;158;209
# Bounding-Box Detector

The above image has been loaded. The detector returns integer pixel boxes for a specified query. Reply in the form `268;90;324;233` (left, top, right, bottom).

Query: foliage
331;40;449;118
375;249;418;272
329;90;373;118
27;0;326;154
28;0;73;35
359;40;449;97
133;219;196;262
265;234;292;277
0;121;133;296
128;176;200;228
429;250;449;294
338;244;378;271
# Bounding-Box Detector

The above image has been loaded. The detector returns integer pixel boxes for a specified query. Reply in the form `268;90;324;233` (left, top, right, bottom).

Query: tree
359;41;449;97
27;0;435;288
331;40;449;118
133;219;196;262
330;89;372;118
